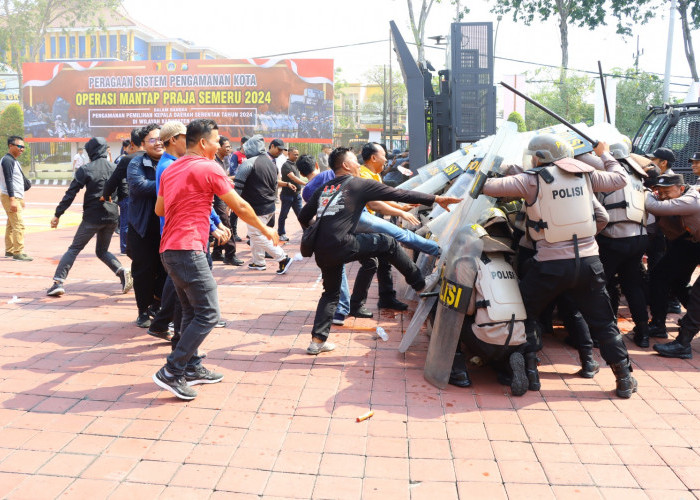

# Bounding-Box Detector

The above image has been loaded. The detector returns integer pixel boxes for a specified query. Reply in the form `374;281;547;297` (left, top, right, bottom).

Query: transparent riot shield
395;146;473;192
424;227;484;389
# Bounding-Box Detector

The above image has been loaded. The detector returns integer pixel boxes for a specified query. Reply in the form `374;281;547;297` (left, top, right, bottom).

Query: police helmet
524;133;574;166
609;141;630;160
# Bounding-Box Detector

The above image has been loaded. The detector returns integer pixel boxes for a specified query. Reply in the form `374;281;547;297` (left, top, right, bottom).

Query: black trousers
349;256;395;310
149;275;182;335
212;197;236;258
598;234;649;329
312;234;423;341
127;217;166;313
649;238;700;323
519;256;629;364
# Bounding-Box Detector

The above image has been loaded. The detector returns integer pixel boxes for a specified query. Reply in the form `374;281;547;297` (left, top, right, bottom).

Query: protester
1;135;31;261
153;118;279;400
47;137;132;296
278;147;305;242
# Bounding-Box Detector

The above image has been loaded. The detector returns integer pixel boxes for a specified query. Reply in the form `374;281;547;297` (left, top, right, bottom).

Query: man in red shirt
153;119;279;400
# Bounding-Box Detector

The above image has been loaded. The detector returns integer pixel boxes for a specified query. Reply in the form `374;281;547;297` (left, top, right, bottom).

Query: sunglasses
11;144;25;150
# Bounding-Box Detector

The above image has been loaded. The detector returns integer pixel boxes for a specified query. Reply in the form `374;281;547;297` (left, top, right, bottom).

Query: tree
491;0;657;82
0;0;120;102
678;0;700;82
0;103;29;168
507;111;526;132
406;0;468;67
524;69;594;130
613;68;665;138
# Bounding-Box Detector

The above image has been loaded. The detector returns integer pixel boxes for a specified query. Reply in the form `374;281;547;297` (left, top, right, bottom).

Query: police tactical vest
471;253;527;346
525;165;596;243
598;164;646;231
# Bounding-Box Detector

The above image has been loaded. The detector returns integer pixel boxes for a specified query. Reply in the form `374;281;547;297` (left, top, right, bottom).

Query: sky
121;0;693;100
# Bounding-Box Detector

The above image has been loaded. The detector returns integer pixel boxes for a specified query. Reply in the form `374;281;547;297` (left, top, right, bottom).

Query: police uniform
483;135;637;399
595;146;650;347
645;173;700;358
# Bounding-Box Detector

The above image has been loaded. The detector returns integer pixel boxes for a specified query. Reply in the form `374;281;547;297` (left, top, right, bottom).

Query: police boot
524;352;540;391
653;328;696;359
448;351;471;388
633;323;650;348
578;350;600;378
609;358;638;399
648;319;668;339
508;351;528;397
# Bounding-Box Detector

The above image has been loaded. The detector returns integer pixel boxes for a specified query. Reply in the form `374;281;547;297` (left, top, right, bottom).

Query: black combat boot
578;350;600;378
610;358;638;399
653;328;696;359
448;351;471;388
524;352;540;391
508;351;528;396
633;323;650;348
648;319;668;339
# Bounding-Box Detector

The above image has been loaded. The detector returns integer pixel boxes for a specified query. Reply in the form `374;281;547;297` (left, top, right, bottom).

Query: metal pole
382;65;387;143
664;0;677;102
389;28;394;151
598;61;611;123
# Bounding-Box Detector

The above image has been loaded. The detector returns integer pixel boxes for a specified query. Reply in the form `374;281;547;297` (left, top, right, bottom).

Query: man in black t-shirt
298;147;460;354
278;147;305;241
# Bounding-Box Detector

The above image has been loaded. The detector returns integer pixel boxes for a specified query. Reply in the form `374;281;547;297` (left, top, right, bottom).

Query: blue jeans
161;250;219;376
53;220;122;282
278;193;302;236
118;198;128;253
356;210;441;256
338;266;350;316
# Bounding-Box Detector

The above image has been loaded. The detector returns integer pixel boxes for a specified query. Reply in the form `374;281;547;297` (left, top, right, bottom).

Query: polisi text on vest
552;186;584;200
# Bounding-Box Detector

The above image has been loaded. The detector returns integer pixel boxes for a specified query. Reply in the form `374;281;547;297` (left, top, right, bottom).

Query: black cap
240;136;249;144
654;173;684;187
689;152;700;162
645;147;676;163
270;138;287;150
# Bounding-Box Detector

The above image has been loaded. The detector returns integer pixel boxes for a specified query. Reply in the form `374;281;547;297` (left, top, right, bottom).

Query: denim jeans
356;210;441;256
278;193;302;236
161;250;220;376
118;198;129;253
312;233;423;341
53;220;122;282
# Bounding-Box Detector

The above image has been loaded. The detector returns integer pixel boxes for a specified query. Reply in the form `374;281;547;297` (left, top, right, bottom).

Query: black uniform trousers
597;234;649;329
649;238;700;323
312;234;423;341
519;255;628;364
349;256;395;310
127;216;166;314
212;195;236;259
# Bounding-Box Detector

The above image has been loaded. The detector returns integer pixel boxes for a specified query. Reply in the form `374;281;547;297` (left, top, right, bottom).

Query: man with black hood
47;137;132;296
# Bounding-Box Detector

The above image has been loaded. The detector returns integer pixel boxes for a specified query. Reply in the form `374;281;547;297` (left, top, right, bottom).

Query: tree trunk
678;1;700;82
406;0;434;68
556;0;570;84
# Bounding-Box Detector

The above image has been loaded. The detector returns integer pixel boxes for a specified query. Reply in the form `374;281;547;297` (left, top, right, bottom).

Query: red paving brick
1;186;700;497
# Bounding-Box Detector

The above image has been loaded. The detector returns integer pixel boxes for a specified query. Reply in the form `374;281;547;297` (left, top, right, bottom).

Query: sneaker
5;251;12;257
276;256;293;275
118;269;133;294
248;263;267;271
153;367;198;400
13;253;33;261
215;320;226;328
233;235;243;242
332;313;345;326
46;281;65;297
279;235;290;242
136;311;151;328
349;306;373;318
147;328;172;341
184;365;224;386
223;255;244;266
307;340;336;355
667;299;682;314
377;297;409;311
211;252;224;262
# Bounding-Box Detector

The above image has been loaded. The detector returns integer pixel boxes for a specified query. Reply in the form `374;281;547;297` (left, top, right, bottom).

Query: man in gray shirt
0;135;31;261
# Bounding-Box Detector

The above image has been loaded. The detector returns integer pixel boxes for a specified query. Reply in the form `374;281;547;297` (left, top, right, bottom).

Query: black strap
503;314;516;349
480;254;491;264
537;168;555;184
603;200;628;211
526;219;548;232
573;233;580;279
475;299;491;309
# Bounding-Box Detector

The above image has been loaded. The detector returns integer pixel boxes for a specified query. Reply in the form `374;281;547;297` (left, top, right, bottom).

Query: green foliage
613;68;665;138
507;111;526;132
0;104;29;167
524;69;594;130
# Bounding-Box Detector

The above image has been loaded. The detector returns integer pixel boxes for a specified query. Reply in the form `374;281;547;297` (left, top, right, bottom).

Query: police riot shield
400;122;518;352
399;295;438;352
424;227;484;389
395;146;473;192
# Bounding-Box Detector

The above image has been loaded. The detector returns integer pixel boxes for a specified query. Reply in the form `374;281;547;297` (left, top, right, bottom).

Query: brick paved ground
1;186;700;499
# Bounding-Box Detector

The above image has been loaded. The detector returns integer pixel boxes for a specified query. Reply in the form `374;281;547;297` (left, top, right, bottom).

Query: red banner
22;59;334;143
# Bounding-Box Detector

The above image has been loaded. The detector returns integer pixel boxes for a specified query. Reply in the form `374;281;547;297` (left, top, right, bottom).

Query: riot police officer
482;134;637;399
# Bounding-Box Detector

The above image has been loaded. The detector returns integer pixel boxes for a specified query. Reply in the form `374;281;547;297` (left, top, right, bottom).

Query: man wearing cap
481;135;637;399
646;147;676;175
234;135;292;274
645;173;700;358
646;173;700;342
689;151;700;179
